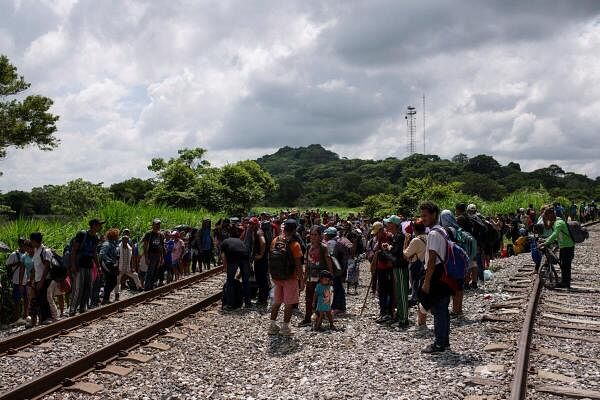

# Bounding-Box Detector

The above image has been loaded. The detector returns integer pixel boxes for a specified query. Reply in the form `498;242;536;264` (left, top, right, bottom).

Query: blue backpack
434;228;470;280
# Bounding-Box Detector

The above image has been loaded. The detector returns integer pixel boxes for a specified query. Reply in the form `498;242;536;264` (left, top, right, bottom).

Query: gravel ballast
32;224;600;399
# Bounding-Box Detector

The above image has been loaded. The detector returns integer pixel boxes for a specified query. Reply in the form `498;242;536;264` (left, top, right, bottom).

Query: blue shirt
315;283;332;312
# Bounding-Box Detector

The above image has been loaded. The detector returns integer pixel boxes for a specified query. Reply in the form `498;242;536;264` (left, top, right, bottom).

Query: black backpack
42;247;68;281
269;236;296;280
567;221;589;243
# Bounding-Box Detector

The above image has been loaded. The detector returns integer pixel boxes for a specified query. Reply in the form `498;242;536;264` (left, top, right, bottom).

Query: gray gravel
32;225;600;400
0;273;224;394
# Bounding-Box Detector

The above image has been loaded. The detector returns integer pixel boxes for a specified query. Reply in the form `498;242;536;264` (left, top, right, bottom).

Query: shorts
12;284;27;302
273;278;299;305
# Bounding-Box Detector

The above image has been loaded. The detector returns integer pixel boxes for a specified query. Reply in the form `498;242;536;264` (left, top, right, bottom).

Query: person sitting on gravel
268;219;304;336
313;270;337;331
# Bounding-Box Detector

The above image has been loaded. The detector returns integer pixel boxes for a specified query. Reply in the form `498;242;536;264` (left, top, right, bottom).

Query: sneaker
42;319;54;325
279;325;293;336
267;324;280;336
376;314;391;324
421;343;446;354
393;321;410;329
223;305;239;312
386;317;399;326
297;320;312;328
244;303;255;310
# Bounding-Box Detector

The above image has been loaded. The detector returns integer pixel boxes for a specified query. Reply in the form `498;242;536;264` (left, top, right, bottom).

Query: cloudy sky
2;0;600;191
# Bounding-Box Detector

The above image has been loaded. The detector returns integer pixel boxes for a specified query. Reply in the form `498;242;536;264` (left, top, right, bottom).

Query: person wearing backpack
440;210;476;317
100;229;120;304
142;219;165;291
324;227;348;315
419;202;453;353
541;207;575;289
29;232;54;325
268;219;304;336
69;219;103;315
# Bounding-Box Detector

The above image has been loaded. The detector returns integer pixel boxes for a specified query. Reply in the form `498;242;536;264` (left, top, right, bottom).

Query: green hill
256;144;598;207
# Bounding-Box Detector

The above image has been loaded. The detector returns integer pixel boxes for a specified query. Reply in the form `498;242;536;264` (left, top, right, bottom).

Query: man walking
143;219;165;291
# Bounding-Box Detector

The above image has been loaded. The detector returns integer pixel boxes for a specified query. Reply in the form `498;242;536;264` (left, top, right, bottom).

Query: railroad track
510;220;600;400
0;267;225;399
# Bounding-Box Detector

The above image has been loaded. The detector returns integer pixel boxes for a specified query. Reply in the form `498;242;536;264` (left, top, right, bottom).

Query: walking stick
360;253;377;316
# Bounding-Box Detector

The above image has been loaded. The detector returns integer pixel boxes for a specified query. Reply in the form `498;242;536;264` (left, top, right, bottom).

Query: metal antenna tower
422;94;426;154
405;105;417;155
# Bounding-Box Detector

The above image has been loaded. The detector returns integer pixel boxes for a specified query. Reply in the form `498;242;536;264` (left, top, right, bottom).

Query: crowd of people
2;200;595;354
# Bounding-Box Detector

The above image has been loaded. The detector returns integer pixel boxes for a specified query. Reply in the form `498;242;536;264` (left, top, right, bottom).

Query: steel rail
0;291;222;400
0;266;223;354
509;270;542;400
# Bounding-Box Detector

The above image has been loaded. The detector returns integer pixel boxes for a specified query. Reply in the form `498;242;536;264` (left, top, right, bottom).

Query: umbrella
0;241;11;253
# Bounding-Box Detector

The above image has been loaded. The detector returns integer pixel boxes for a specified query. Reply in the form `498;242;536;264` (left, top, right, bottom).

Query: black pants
559;246;574;287
103;270;118;303
191;252;199;273
253;258;269;303
377;269;393;316
34;279;51;322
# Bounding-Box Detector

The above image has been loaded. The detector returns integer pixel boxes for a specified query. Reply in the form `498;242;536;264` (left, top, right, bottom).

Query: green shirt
545;218;574;248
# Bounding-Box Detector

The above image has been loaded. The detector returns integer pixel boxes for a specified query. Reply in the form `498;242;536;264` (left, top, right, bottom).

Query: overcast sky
2;0;600;191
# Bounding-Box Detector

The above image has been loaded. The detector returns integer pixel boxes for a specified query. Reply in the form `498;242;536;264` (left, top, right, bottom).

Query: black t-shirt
144;231;165;255
220;238;248;264
74;230;99;268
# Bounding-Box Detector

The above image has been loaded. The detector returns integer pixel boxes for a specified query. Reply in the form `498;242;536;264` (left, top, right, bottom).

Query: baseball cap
284;219;298;231
383;215;402;226
324;227;338;237
152;218;161;225
249;217;260;225
467;204;477;212
370;221;384;235
89;218;105;227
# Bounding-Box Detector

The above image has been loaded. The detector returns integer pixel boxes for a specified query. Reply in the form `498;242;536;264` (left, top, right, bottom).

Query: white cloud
1;1;600;192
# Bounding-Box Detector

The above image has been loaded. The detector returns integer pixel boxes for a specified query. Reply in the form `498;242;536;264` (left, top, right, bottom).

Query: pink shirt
171;239;185;262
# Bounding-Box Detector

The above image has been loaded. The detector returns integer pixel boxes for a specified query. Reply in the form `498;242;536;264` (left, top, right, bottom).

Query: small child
313;271;336;331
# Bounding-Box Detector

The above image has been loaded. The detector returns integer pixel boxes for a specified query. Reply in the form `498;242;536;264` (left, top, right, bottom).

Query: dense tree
0;55;59;163
0;190;35;216
109;178;155;204
451;153;469;164
35;179;112;216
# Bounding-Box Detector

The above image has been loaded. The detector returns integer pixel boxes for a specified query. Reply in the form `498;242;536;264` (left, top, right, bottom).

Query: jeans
377;269;393;315
431;295;451;348
70;268;92;314
559;246;574;287
332;275;346;312
226;259;251;306
144;255;161;291
410;261;424;302
254;258;270;303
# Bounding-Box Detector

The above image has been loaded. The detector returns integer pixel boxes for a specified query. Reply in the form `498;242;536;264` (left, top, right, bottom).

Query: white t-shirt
424;225;447;268
33;246;53;283
6;251;25;285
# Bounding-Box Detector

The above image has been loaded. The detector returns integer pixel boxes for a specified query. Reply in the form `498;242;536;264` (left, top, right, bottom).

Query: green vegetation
256;145;599;207
0;54;59;164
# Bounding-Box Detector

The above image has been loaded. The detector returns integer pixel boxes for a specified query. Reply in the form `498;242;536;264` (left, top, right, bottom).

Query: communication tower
405;105;417;155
